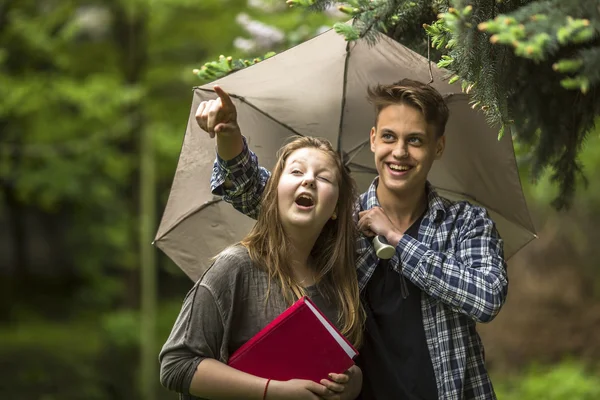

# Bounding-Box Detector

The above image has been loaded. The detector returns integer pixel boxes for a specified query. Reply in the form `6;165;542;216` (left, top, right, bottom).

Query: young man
197;81;508;400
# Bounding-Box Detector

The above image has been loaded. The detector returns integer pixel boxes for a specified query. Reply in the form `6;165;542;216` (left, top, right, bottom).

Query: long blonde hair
240;136;364;348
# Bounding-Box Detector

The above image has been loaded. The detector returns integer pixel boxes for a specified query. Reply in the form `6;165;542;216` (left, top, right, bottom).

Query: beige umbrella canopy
155;28;536;281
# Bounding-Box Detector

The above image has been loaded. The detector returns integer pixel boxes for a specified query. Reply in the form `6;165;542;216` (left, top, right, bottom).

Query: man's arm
197;85;271;220
210;136;271;220
398;206;508;323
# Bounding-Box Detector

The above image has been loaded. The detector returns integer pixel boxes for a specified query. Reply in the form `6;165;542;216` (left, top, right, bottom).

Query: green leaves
478;13;596;66
479;16;551;62
557;17;594;45
194;55;235;81
424;19;453;50
496;362;600;400
437;54;454;68
194;52;277;83
553;58;584;74
286;0;316;7
0;0;254;311
334;22;361;41
477;11;596;95
560;76;590;93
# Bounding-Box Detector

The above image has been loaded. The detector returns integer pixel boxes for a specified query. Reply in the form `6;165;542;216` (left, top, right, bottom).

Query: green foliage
0;302;183;400
495;362;600;400
519;122;600;211
0;320;116;400
0;0;248;396
424;0;600;210
0;0;248;305
477;7;597;93
334;22;361;40
194;52;276;82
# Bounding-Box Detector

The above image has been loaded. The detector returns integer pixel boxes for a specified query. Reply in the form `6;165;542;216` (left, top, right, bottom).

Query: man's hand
358;207;402;247
195;85;240;138
266;379;335;400
319;365;363;400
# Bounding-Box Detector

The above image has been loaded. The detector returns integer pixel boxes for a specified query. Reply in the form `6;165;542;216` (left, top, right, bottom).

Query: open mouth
295;193;315;208
388;163;413;172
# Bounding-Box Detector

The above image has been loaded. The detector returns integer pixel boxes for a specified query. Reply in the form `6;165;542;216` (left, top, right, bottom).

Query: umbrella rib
153;198;224;245
336;41;353;153
197;88;305;138
344;140;370;165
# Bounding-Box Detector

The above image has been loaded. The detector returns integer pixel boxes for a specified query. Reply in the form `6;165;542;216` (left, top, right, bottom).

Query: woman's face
277;147;339;236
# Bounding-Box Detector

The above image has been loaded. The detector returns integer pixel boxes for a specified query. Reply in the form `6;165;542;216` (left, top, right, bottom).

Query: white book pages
305;299;357;359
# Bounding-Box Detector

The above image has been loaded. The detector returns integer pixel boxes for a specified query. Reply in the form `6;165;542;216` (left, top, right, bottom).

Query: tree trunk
110;3;156;400
0;123;28;321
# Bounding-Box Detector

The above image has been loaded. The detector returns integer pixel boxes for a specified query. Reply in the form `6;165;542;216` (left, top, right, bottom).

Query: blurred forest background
0;1;599;399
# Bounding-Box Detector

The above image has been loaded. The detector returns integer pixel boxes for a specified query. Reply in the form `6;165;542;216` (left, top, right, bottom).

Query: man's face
370;104;445;197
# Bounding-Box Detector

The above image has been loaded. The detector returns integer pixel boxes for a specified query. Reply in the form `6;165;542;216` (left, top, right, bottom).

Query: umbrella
154;28;537;281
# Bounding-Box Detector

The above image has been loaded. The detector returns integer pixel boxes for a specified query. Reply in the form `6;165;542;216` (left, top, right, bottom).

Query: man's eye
409;137;423;145
382;133;394;140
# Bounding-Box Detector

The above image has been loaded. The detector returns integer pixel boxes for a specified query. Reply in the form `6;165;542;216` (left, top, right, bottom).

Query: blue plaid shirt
211;138;508;400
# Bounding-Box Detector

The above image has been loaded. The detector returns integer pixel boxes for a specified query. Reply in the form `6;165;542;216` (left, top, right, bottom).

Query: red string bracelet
262;379;271;400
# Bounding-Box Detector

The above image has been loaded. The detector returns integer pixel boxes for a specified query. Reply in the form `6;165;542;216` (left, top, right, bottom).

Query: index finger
213;85;235;109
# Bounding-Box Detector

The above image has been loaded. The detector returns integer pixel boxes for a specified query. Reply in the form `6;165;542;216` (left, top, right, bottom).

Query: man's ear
370;127;376;152
435;135;446;159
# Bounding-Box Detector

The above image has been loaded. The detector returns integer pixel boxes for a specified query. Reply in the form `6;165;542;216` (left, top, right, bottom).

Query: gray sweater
159;245;340;399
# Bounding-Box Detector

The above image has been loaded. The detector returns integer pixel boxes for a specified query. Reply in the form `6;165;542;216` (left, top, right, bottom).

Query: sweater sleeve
159;283;224;395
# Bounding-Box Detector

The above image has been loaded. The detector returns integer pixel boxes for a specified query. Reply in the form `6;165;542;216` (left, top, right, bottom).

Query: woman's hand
319;365;363;400
266;379;335;400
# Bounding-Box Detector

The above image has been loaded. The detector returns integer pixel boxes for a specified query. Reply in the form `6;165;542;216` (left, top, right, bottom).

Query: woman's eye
318;176;331;183
291;169;303;175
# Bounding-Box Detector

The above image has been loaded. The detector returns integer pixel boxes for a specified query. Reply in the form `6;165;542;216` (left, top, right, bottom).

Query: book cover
228;296;358;383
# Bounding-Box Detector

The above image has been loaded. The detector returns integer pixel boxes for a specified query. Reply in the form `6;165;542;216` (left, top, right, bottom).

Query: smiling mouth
295;194;315;208
388;163;413;172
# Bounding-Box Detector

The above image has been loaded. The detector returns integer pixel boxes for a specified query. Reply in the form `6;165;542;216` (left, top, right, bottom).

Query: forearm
399;236;507;322
190;358;267;400
216;131;244;161
210;136;270;220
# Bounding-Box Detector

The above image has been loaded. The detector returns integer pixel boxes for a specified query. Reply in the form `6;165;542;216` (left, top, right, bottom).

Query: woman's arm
190;359;266;399
192;359;334;400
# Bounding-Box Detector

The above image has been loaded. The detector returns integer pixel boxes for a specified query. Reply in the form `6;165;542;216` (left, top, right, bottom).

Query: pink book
228;296;358;383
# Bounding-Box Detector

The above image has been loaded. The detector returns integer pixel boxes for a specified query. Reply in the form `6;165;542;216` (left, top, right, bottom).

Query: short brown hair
367;79;449;137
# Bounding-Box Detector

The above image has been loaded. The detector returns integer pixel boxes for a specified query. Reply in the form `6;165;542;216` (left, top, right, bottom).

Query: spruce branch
193;53;276;83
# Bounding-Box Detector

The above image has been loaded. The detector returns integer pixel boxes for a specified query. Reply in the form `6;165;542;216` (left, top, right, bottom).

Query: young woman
160;135;365;400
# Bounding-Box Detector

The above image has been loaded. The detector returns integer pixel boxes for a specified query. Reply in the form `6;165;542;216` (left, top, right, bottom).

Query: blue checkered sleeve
210;137;271;220
399;206;508;323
